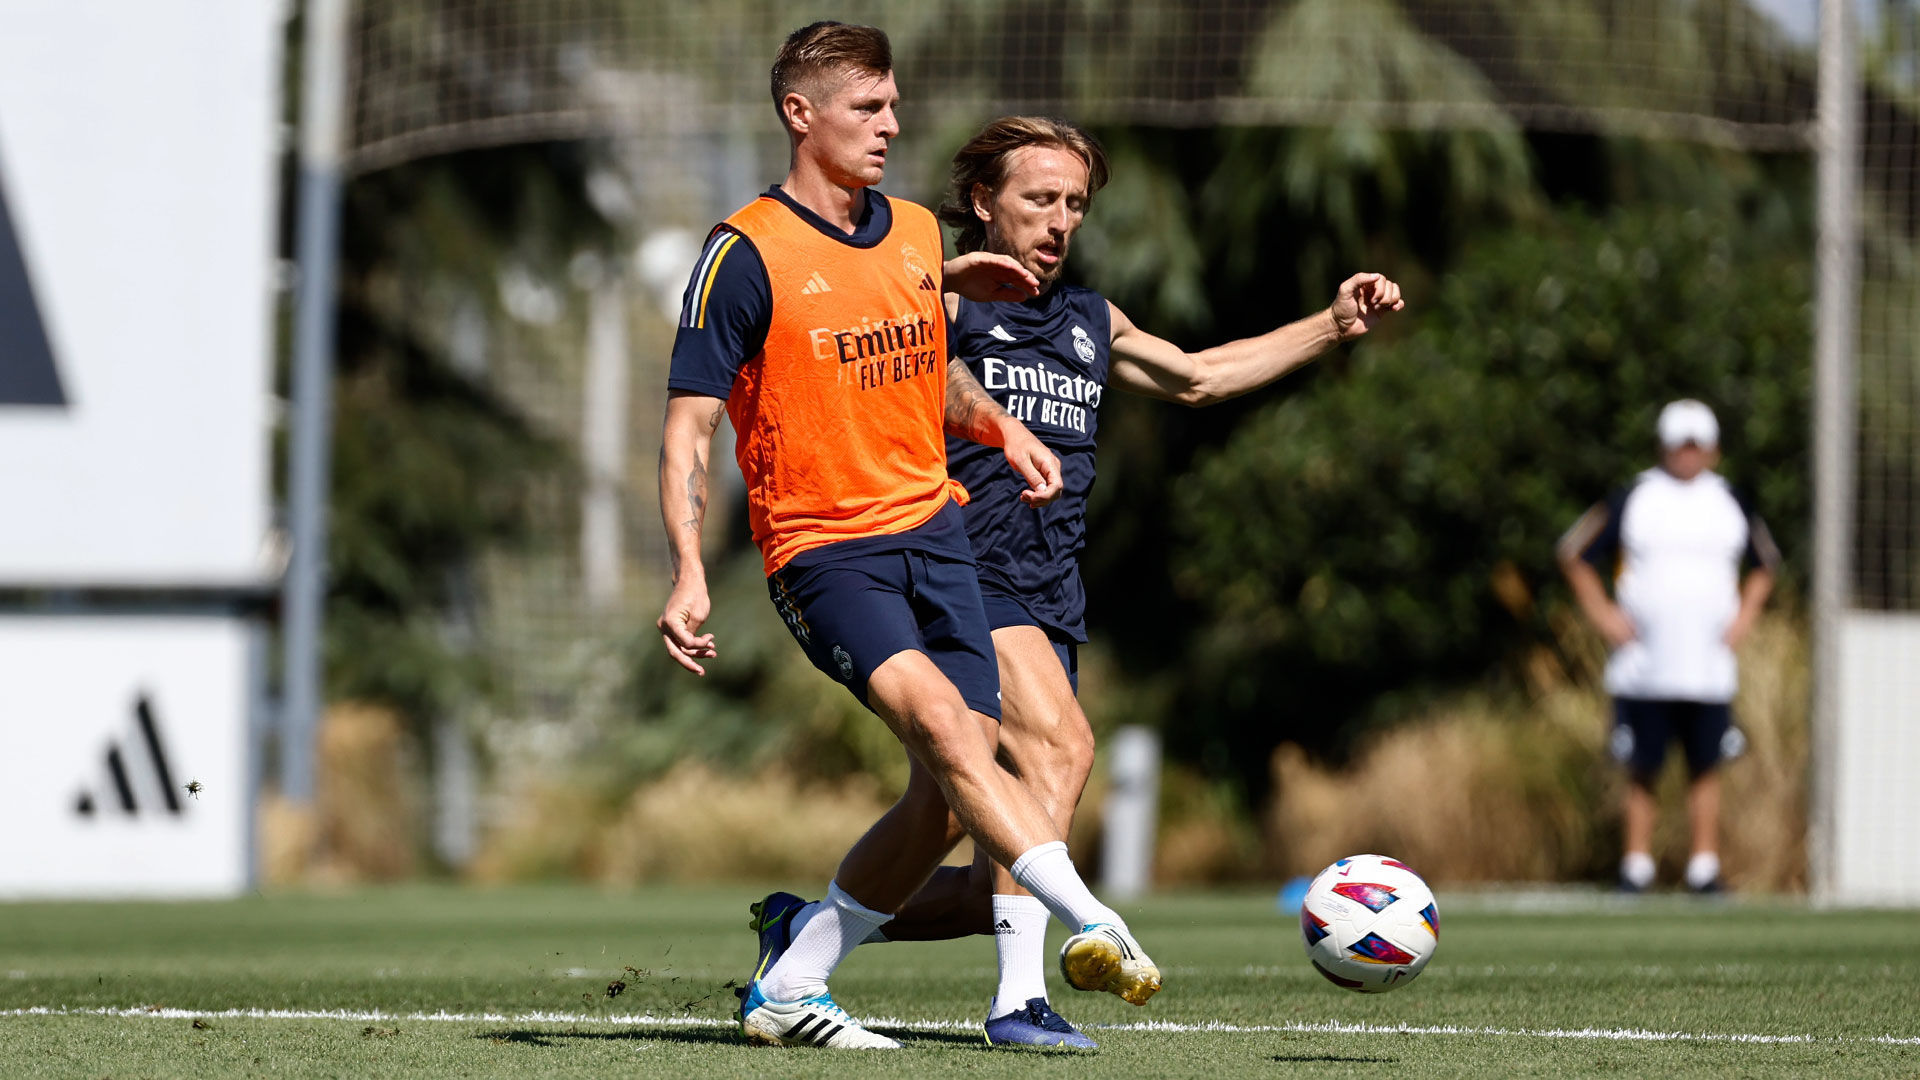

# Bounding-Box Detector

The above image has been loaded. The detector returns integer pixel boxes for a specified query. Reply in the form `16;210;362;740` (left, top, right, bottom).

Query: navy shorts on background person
978;579;1079;694
1610;698;1745;781
768;549;1002;720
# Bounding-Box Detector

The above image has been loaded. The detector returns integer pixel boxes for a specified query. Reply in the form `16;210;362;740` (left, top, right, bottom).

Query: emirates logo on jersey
807;314;942;392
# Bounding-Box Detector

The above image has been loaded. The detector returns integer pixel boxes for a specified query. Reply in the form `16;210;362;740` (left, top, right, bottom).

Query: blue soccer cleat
745;891;810;987
983;997;1097;1049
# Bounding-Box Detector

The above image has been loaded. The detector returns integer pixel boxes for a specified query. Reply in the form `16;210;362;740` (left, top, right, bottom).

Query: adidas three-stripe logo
800;272;832;294
1090;924;1135;959
75;695;182;818
782;1014;846;1045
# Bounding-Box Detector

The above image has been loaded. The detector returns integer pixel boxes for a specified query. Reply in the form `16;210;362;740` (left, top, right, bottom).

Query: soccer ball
1298;853;1439;993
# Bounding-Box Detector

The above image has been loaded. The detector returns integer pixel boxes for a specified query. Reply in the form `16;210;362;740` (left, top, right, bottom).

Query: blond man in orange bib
656;21;1163;1050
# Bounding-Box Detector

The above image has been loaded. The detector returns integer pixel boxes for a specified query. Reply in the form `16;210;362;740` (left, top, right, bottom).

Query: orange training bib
720;194;965;574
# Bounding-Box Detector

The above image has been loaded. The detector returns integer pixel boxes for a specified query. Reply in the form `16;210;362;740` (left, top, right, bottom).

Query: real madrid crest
1071;325;1096;366
901;243;937;291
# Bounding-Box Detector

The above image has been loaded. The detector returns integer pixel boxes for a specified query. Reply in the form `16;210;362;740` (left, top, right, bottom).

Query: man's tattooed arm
659;397;725;584
665;448;706;583
946;358;1014;445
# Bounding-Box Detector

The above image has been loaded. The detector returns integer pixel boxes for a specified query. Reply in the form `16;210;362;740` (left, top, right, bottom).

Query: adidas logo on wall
800;272;832;294
74;695;186;818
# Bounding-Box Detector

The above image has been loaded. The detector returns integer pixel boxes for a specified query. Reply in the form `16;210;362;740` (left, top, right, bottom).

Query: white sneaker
1059;922;1162;1006
738;983;901;1049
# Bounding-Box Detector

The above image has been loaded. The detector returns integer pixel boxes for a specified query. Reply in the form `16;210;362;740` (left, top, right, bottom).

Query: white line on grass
4;1006;1917;1046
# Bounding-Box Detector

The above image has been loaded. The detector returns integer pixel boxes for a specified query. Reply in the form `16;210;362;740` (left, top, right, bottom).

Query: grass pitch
1;884;1916;1078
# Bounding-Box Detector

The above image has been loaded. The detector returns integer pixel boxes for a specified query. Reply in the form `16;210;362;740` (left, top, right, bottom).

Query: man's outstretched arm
1109;272;1404;406
945;357;1062;507
657;390;727;674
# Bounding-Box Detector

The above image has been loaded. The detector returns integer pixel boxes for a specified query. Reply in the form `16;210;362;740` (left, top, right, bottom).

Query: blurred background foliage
1163;181;1812;786
290;0;1918;885
325;146;606;722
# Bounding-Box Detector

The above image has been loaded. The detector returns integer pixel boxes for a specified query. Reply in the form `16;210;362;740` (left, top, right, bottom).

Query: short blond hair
770;22;892;129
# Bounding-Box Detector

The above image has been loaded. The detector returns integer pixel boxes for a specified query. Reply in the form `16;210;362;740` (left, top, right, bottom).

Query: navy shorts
977;578;1079;694
1610;698;1745;781
768;550;1002;720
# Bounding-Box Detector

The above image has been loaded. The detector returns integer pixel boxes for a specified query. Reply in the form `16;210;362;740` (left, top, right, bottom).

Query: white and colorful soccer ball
1298;853;1439;993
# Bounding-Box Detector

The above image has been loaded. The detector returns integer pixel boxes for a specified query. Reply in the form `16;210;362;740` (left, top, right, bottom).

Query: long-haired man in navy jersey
749;115;1404;1049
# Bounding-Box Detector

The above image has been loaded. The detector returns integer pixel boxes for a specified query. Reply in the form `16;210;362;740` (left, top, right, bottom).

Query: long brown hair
938;116;1110;254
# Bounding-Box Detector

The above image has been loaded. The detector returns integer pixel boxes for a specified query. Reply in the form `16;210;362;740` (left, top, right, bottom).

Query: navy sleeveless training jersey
946;285;1111;643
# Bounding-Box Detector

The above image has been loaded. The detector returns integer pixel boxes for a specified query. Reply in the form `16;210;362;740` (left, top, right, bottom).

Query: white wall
0;616;255;898
0;0;281;586
1830;613;1920;905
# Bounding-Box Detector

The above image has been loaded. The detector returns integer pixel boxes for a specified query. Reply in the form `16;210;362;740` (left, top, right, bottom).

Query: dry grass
259;703;421;886
452;615;1809;891
464;761;900;885
466;781;611;884
1698;610;1810;890
1264;692;1607;885
1261;612;1809;890
593;762;897;883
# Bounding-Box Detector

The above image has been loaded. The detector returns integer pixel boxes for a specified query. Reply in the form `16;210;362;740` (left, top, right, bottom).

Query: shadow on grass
1271;1054;1399;1063
478;1028;743;1048
476;1026;992;1050
872;1028;990;1049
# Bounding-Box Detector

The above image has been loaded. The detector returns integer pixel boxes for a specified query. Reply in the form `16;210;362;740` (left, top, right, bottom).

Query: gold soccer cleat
1059;923;1161;1006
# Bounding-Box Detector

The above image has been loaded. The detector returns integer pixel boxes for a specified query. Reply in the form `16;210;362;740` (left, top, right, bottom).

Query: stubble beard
988;235;1064;293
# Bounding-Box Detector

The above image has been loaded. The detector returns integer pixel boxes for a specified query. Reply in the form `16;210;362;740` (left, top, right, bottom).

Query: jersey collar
764;185;894;248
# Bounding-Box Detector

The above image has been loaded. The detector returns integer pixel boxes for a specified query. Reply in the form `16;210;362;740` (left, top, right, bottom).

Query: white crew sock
1684;852;1721;890
1008;841;1120;932
759;881;892;1002
986;895;1051;1019
1621;851;1656;889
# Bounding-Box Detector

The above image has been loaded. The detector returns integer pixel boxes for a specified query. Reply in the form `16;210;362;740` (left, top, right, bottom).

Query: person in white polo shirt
1557;399;1782;894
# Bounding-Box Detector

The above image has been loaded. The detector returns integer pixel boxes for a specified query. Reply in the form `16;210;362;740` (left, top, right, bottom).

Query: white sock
1621;851;1656;889
1685;852;1721;890
858;924;891;946
759;881;892;1002
1008;841;1120;932
986;895;1050;1019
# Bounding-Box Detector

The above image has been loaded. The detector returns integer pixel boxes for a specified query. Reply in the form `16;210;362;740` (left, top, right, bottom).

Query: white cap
1657;399;1718;449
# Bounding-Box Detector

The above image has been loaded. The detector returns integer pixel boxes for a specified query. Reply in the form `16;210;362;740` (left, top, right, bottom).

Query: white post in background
1102;725;1162;900
581;262;629;610
431;715;477;868
281;0;352;805
1810;0;1859;903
